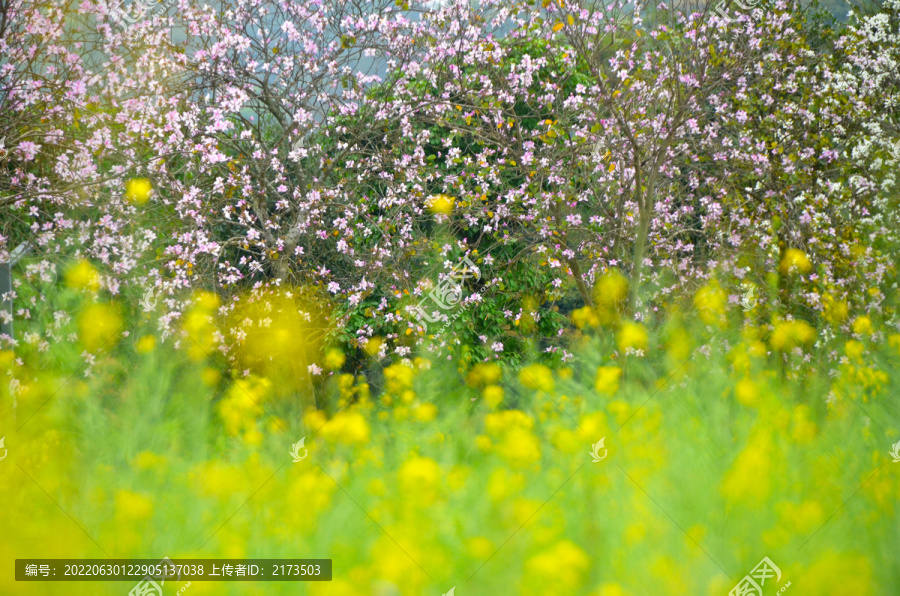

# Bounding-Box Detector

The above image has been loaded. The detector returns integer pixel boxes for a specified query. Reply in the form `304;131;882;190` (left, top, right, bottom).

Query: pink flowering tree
2;0;899;368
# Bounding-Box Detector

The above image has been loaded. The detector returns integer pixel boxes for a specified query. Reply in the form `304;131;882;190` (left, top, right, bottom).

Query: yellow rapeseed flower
125;178;153;204
414;403;437;422
721;428;774;505
466;537;494;559
201;367;221;387
483;384;504;408
734;378;759;407
845;340;865;361
519;363;554;393
320;410;370;445
822;294;848;324
571;305;600;329
77;302;123;351
779;248;812;275
770;319;816;351
466;362;502;387
194;290;220;311
487;468;525;502
65;259;101;291
485;410;534;435
617;322;648;352
888;334;900;355
323;348;346;370
852;316;873;335
363;336;384;357
594;366;622;395
426;194;455;215
523;540;590;595
115;490;154;521
800;552;872;594
134;335;156;353
496;426;541;467
791;405;817;443
132;451;166;471
398;456;441;493
693;283;726;325
592;269;628;325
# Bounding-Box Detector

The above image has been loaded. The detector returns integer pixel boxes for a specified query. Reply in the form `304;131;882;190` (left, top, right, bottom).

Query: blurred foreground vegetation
3;275;900;595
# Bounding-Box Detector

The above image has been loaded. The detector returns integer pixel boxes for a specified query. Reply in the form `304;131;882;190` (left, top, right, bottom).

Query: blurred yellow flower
800;552;872;595
889;334;900;355
592;269;628;324
776;499;824;534
665;326;692;362
852;316;873;335
722;428;775;505
791;405;817;443
194;290;220;311
324;348;346;370
594;366;622;395
132;451;166;471
592;269;628;308
320;410;370;445
414;403;437;422
65;259;100;291
488;468;524;502
496;427;541;467
398;456;441;494
125;178;153;204
693;283;726;325
363;336;384;357
845;340;864;361
134;335;156;353
303;408;327;430
115;490;154;521
227;288;324;385
572;305;600;329
426;193;455;215
485;409;534;435
822;294;848;324
519;363;554;393
466;536;494;559
367;478;386;496
483;384;504;408
467;362;502;387
770;319;816;351
384;362;415;394
779;248;812;275
523;540;590;595
77;302;123;351
201;367;221;387
735;378;759;407
617;322;648;352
